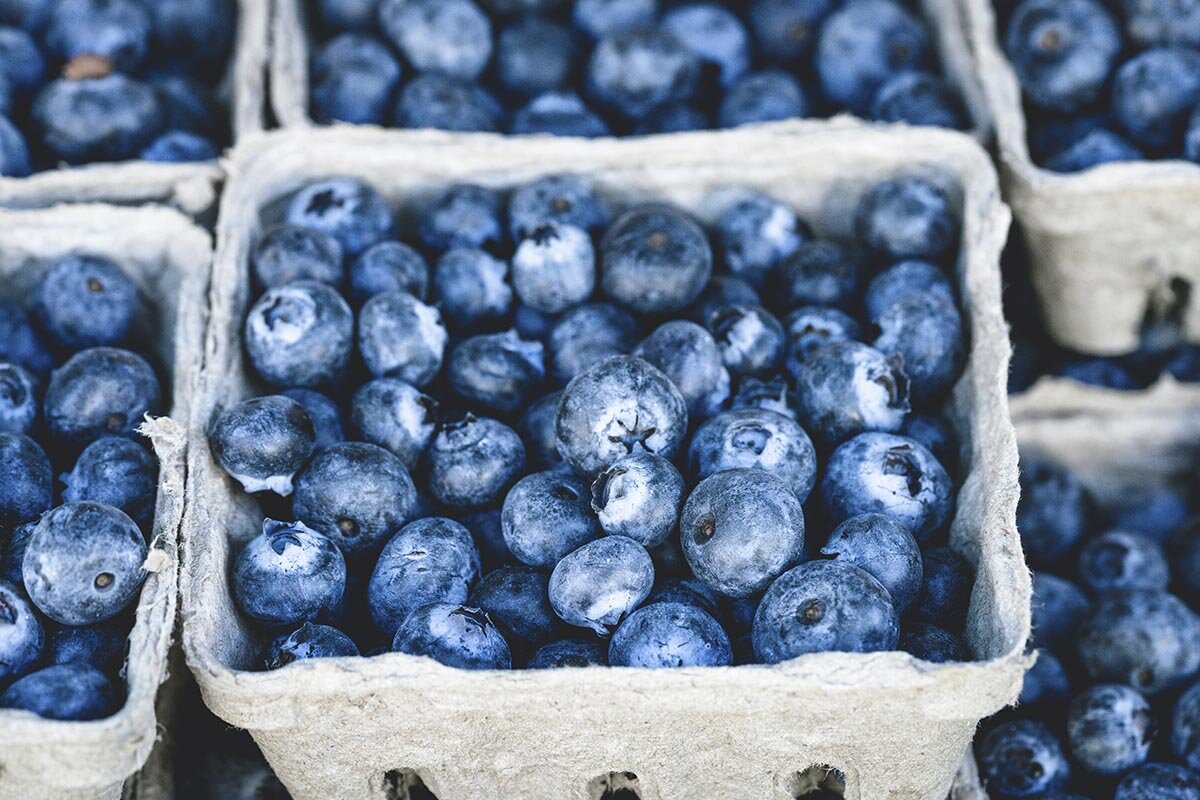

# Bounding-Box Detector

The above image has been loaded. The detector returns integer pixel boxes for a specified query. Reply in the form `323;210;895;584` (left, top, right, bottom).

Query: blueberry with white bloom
61;436;158;530
1031;571;1091;652
512;90;613;138
34;255;139;350
511;223;596;314
508;175;610;241
244;280;353;388
0;362;36;435
708;305;785;378
517;390;563;470
688;408;817;502
496;17;576;99
0;432;49;527
778;240;862;309
573;0;656;39
393;72;501;132
350;378;436;469
634;320;729;418
717;192;808;289
45;347;161;450
586;26;699;122
285;177;394;258
910;546;973;631
590;451;684;548
378;0;492;82
1116;763;1200;800
428;415;525;508
601;204;712;314
252;225;344;290
447;330;545;415
281;388;344;451
977;720;1071;797
900;622;969;663
392;603;512;670
609;601;732;668
357;290;447;387
1078;530;1170;596
470;565;558;653
349;241;428;304
549;535;654;635
873;290;965;405
502;469;600;567
433;249;514;330
527;637;607;668
232;518;346;630
821;513;922;613
0;663;120;720
310;33;402;126
208;395;315;496
864;260;955;322
419;184;503;253
0;578;43;686
662;4;750;87
688;276;761;327
855;176;957;264
1067;684;1156;776
792;341;910;445
681;469;806;598
1078;589;1200;695
264;622;360;669
718;69;809;128
783;306;862;359
548;302;638;384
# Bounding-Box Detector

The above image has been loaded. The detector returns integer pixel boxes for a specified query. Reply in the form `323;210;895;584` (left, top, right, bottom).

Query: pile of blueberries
308;0;968;136
0;0;234;176
0;256;165;720
977;457;1200;799
208;171;975;673
1004;0;1200;173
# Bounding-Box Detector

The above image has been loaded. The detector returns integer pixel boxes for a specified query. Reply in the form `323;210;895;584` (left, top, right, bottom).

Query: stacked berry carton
180;123;1029;800
0;0;269;217
962;0;1200;356
0;205;211;800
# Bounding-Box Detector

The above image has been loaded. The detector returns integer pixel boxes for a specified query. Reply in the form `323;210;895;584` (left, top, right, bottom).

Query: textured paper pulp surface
181;124;1030;800
270;0;992;142
962;0;1200;356
0;0;271;218
0;206;212;800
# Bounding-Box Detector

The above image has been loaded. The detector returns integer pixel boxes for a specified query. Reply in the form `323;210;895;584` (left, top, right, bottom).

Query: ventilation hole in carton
382;769;438;800
588;771;643;800
779;765;846;799
1140;275;1193;349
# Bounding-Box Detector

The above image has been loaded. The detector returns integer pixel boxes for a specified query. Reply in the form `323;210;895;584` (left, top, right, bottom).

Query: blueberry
245;281;353;388
427;415;525;507
508;175;610;241
149;74;223;140
549;535;654;635
148;0;235;72
527;637;607;668
898;413;956;474
547;302;637;383
0;114;28;177
0;579;43;686
590;451;684;548
873;290;966;405
783;306;861;357
1017;457;1088;566
1175;681;1200;770
1067;684;1156;776
856;176;957;264
1169;343;1200;380
977;720;1070;798
708;305;785;378
689;275;762;326
662;4;750;87
139;130;218;163
586;26;699;121
448;331;545;415
0;0;48;31
1115;764;1200;800
899;621;969;662
609;601;731;668
821;513;922;612
573;0;656;39
496;18;576;99
501;469;599;567
0;664;120;720
358;290;447;387
1078;530;1169;596
753;560;899;662
368;517;480;636
792;341;910;445
645;576;722;618
470;566;557;653
870;72;965;129
0;521;33;586
1120;0;1200;48
778;241;862;309
1031;572;1091;652
23;502;147;626
864;260;954;322
634;102;708;134
35;255;139;351
1079;590;1200;695
45;0;150;71
350;378;436;469
634;320;729;418
601;204;711;314
315;0;377;31
718;70;809;128
61;436;157;530
1114;488;1191;541
681;469;806;598
1112;47;1200;154
816;0;931;115
293;441;418;556
1019;648;1070;706
749;0;833;62
511;223;596;315
0;26;42;92
252;226;344;292
909;546;973;631
232;519;346;630
458;507;511;573
731;374;793;419
392;603;511;670
281;388;344;451
434;249;514;330
422;184;503;252
378;0;492;82
285;178;394;259
311;33;401;126
0;300;53;377
393;72;501;133
46;620;128;675
0;362;36;435
555;355;688;476
349;241;428;304
715;193;807;290
208;395;316;495
1004;0;1120;112
510;91;612;137
1027;110;1110;164
264;622;359;670
688;408;816;502
1045;129;1143;172
33;75;164;164
1058;356;1141;390
0;433;49;527
517;390;563;469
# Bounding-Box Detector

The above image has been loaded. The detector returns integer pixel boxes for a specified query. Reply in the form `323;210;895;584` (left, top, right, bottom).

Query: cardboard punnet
0;205;212;800
269;0;991;141
181;123;1029;800
962;0;1200;356
0;0;271;217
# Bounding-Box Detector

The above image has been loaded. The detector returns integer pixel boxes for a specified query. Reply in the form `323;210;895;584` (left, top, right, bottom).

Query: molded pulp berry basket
269;0;992;140
0;0;271;218
962;0;1200;356
0;205;212;800
181;124;1030;800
